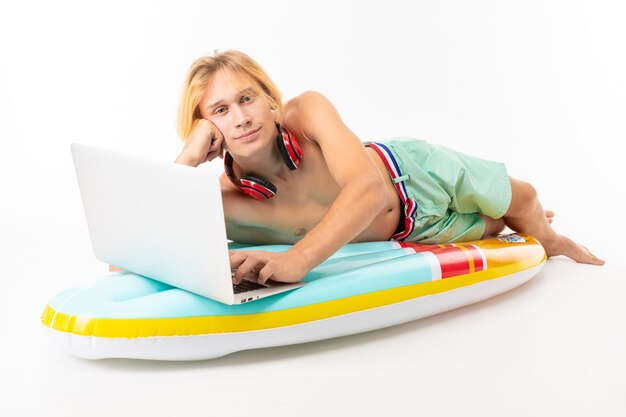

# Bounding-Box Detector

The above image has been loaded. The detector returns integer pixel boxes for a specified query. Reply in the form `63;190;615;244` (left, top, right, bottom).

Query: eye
241;95;254;103
215;106;227;115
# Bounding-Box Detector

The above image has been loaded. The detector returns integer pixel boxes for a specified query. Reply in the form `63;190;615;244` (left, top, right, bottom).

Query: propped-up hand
175;119;225;167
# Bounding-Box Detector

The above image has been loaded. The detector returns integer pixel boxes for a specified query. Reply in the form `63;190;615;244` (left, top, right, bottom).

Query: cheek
253;104;275;122
208;117;230;134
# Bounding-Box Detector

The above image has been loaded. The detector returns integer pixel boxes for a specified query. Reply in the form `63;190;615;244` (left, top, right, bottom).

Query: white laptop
71;143;305;304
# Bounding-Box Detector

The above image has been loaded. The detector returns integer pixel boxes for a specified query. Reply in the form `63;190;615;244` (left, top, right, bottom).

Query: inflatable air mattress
41;234;545;360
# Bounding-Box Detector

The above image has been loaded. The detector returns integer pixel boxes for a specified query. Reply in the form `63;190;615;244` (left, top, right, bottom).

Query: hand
175;119;224;166
229;249;311;284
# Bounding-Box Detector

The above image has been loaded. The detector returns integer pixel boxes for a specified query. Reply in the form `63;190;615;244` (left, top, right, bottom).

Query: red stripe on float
399;242;486;278
466;245;484;272
433;247;470;278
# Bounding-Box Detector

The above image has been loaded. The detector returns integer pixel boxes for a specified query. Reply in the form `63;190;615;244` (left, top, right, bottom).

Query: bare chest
227;153;341;244
222;124;401;245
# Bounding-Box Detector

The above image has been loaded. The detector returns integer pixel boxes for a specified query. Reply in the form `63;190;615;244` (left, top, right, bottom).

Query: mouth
235;127;260;140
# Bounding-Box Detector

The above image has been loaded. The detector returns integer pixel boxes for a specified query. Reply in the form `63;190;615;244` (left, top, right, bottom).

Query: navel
294;227;307;237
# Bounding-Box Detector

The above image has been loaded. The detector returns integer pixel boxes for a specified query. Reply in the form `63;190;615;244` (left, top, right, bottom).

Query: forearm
290;174;388;270
174;152;199;167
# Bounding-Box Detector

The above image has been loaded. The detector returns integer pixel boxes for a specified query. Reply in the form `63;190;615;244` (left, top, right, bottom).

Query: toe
588;256;605;266
588;252;605;266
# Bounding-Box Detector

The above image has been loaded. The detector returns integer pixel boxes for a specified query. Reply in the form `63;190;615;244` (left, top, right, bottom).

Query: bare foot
545;210;555;224
543;235;605;265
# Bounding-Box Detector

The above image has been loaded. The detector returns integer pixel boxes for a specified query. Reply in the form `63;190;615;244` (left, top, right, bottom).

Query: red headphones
224;123;303;200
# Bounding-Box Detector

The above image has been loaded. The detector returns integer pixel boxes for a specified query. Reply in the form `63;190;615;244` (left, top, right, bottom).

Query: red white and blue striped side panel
366;142;417;241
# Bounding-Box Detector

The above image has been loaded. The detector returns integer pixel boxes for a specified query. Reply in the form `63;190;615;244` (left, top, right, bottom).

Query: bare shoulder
284;90;332;110
283;91;342;143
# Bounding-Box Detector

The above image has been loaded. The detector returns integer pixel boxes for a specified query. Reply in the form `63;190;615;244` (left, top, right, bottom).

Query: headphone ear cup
276;126;303;170
239;175;278;201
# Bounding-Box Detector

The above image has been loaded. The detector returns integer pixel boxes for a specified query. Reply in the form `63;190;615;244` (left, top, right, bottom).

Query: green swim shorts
367;138;512;244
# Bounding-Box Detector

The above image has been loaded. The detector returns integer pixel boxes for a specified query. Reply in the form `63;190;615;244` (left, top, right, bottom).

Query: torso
220;96;402;245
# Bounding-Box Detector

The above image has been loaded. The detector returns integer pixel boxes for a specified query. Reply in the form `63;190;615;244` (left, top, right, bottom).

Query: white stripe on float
421;251;442;281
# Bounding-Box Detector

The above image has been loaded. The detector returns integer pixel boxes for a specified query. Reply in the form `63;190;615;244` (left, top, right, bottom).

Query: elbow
365;174;389;211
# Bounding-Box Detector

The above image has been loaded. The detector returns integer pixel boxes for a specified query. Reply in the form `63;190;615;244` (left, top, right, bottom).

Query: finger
200;145;218;164
203;138;222;162
205;152;215;162
209;136;222;153
230;251;263;283
229;251;249;269
258;262;275;284
215;130;226;158
207;120;225;143
234;256;265;284
212;136;225;159
213;126;225;142
205;150;218;163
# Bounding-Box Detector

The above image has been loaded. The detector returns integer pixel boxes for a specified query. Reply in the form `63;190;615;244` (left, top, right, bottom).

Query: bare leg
503;177;604;265
481;210;554;239
480;215;505;238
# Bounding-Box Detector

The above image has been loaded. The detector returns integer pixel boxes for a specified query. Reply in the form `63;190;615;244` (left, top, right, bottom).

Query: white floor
2;1;625;415
1;220;625;417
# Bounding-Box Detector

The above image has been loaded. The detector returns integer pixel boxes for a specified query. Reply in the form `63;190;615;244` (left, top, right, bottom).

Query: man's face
198;69;277;157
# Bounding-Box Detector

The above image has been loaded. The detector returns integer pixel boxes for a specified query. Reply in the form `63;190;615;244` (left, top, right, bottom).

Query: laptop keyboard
231;270;268;294
233;279;268;294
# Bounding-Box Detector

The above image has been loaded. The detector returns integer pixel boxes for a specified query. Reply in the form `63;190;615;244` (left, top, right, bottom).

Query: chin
227;142;261;160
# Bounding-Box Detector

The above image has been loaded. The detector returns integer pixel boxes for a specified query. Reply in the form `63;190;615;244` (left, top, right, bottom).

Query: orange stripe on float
457;245;476;274
466;245;484;272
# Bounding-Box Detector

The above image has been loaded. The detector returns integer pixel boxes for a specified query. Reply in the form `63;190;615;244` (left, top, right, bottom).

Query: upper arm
291;91;381;187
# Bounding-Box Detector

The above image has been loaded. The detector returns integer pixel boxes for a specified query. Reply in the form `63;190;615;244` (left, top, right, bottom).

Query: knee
518;180;537;202
507;178;538;216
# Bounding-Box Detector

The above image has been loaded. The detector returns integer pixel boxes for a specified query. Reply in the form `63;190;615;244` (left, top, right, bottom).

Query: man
172;50;604;285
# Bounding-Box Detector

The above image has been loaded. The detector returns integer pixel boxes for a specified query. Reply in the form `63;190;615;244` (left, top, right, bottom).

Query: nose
232;105;252;128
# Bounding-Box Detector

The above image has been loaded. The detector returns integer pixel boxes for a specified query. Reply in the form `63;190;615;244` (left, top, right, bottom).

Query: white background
1;0;625;416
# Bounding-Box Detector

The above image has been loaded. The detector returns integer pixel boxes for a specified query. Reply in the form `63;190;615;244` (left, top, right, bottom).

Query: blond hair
177;50;283;140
